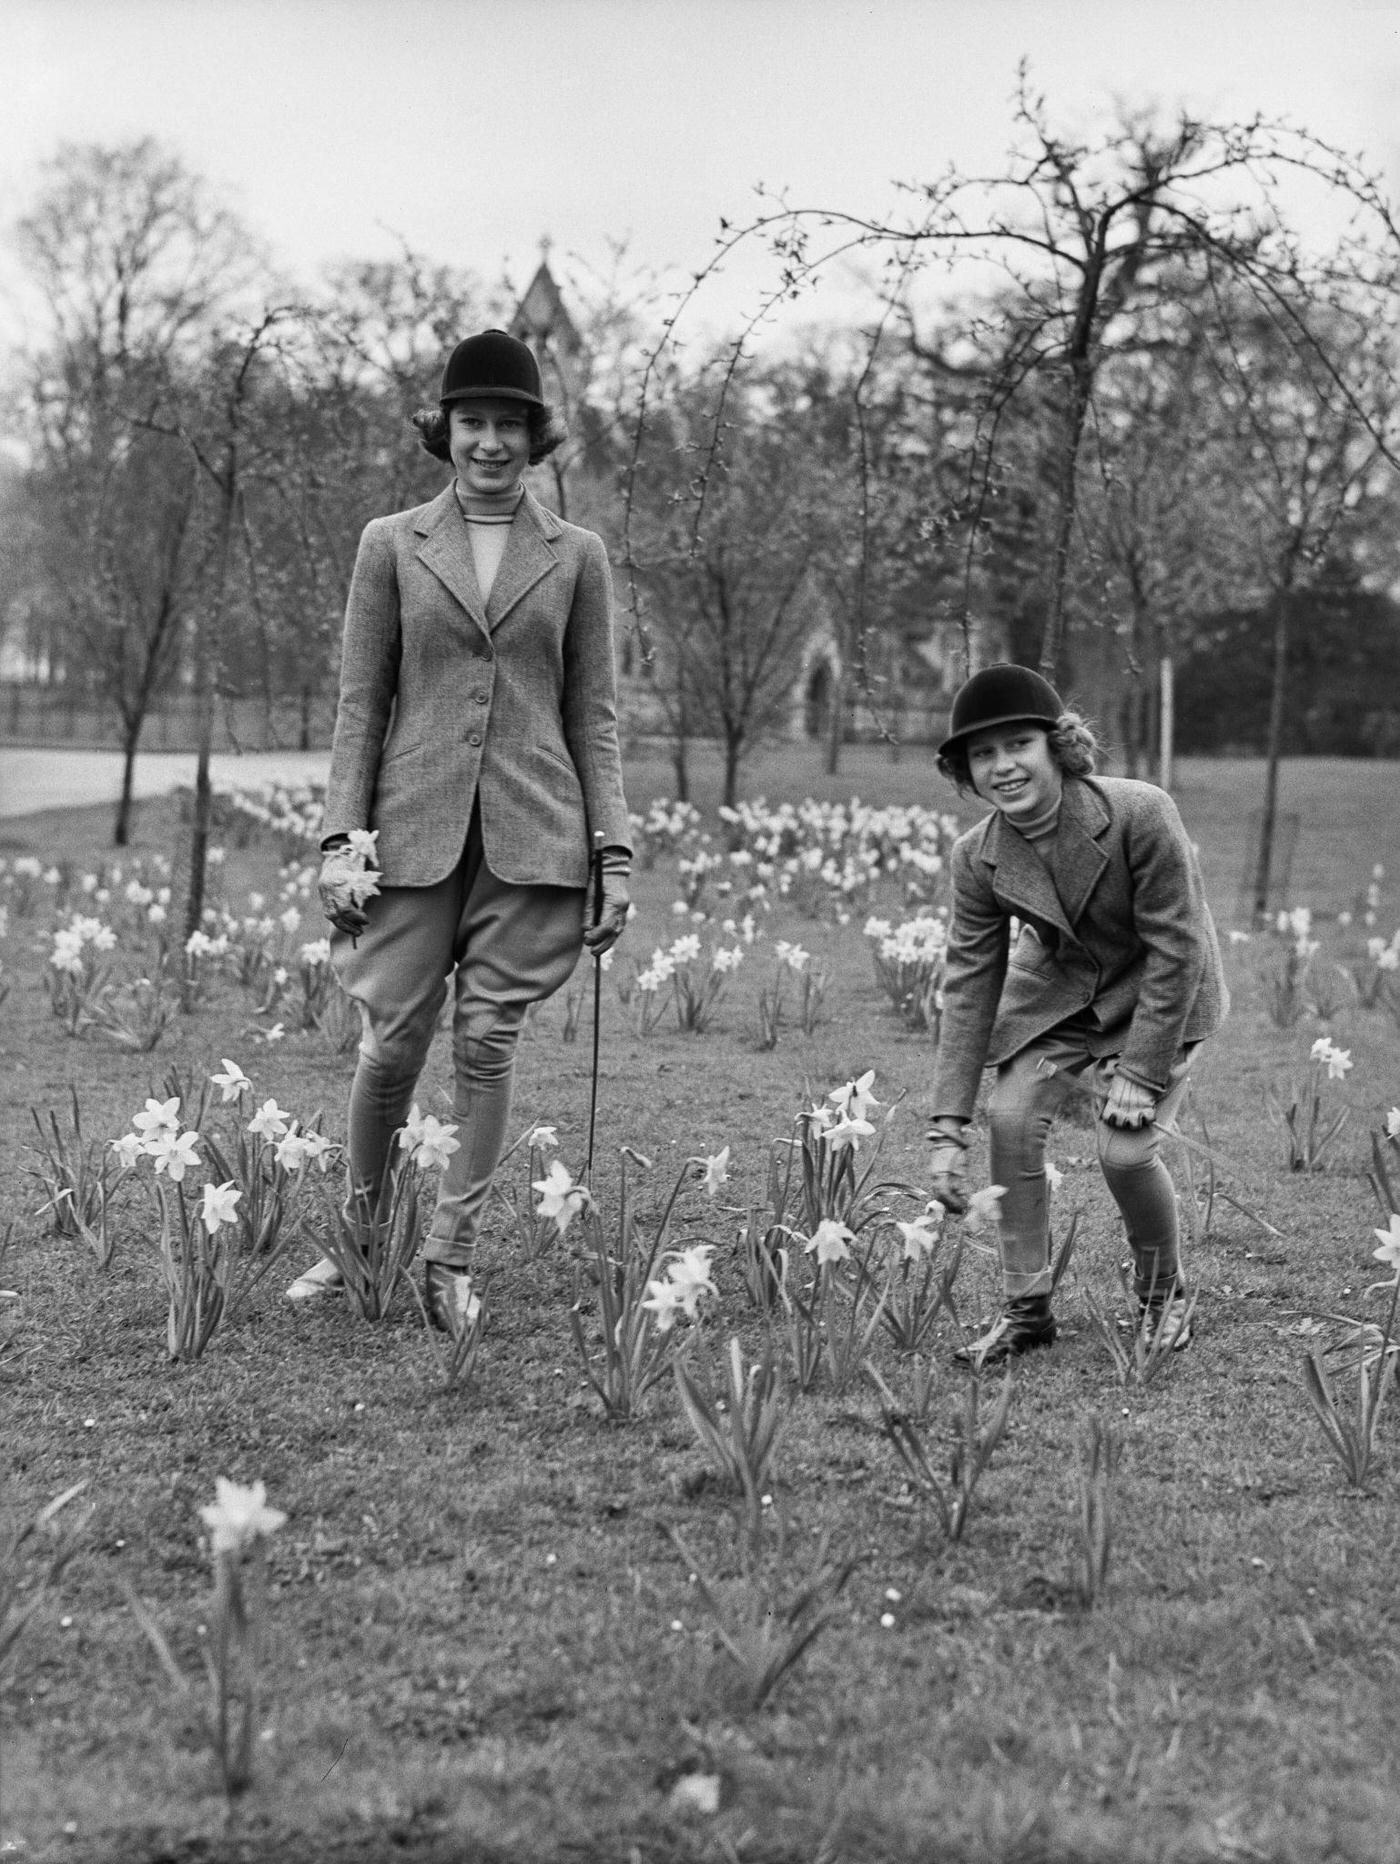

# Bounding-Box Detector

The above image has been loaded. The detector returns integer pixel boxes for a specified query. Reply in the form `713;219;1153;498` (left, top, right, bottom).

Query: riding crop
585;830;605;1184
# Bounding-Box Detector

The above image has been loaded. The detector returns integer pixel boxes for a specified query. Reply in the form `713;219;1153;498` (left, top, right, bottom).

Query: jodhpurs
330;809;585;1267
986;1025;1196;1301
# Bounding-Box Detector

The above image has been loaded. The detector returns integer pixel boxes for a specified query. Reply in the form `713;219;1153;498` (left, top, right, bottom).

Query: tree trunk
185;464;237;946
722;736;742;809
1038;364;1093;682
113;716;142;847
1251;592;1290;924
823;664;845;776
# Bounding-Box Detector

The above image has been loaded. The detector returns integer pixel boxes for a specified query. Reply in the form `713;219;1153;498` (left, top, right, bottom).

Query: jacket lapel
486;488;560;630
981;812;1074;942
415;486;489;638
1049;778;1111;925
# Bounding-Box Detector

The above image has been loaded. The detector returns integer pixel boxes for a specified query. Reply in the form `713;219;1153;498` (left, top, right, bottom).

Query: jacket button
468;733;482;747
473;691;488;704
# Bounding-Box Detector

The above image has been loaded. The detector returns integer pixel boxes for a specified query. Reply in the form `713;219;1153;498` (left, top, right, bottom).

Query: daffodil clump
755;939;825;1046
314;1100;462;1321
110;1064;337;1359
863;912;950;1032
632;932;746;1035
557;1146;727;1420
1270;1033;1355;1172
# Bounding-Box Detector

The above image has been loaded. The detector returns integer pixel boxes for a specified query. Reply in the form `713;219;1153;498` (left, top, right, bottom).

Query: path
0;748;330;821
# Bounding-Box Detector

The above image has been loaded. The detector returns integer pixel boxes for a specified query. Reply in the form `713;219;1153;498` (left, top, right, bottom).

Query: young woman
926;664;1228;1365
288;329;632;1324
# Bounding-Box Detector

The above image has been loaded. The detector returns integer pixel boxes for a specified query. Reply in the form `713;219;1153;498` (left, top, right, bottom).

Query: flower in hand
319;831;381;938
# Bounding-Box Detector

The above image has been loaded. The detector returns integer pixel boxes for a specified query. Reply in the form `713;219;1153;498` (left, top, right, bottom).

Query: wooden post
1157;654;1174;792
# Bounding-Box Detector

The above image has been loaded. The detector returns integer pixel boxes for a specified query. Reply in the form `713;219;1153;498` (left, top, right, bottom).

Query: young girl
289;329;632;1325
926;664;1228;1365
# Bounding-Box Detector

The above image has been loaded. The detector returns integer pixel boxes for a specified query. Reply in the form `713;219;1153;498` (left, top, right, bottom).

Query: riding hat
439;329;544;407
937;664;1064;758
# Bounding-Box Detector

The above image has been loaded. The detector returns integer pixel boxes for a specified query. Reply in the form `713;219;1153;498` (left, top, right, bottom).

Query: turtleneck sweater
455;483;522;604
1008;794;1061;865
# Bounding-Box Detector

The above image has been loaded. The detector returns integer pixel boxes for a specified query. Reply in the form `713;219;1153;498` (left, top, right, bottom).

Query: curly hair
937;710;1100;794
410;400;568;467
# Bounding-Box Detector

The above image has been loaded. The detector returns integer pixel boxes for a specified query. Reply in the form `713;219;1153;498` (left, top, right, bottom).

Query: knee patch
453;1001;527;1074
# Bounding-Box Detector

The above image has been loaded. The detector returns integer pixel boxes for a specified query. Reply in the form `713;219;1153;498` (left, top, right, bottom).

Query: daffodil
1372;1213;1400;1273
894;1215;941;1261
132;1096;181;1141
696;1147;730;1196
641;1278;686;1332
273;1128;317;1173
665;1244;718;1318
533;1159;592;1235
299;1132;336;1172
211;1060;252;1103
804;1219;855;1264
200;1181;243;1235
199;1477;287;1557
823;1114;875;1154
150;1128;202;1183
828;1069;879;1122
248;1099;291;1140
411;1115;461;1172
965;1185;1007;1234
452;1276;483;1328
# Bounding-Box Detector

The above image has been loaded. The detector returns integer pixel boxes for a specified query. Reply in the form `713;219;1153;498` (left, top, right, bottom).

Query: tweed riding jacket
320;484;632;890
929;774;1228;1122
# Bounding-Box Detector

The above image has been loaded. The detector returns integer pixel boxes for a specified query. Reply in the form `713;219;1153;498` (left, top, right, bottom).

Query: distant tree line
3;92;1400;893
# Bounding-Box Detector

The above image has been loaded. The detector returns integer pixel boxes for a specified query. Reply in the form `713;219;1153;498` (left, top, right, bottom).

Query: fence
0;685;337;754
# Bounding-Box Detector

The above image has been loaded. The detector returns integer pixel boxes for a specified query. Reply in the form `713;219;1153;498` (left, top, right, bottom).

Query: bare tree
9;139;261;842
666;70;1400;693
1196;286;1395;918
629;361;841;806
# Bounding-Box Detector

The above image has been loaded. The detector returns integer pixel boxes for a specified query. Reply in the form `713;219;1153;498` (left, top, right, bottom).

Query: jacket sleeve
1113;788;1213;1093
560;532;633;857
929;832;1011;1122
320;519;401;844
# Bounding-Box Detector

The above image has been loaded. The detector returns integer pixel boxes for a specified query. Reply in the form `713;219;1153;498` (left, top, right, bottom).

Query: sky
5;0;1400;349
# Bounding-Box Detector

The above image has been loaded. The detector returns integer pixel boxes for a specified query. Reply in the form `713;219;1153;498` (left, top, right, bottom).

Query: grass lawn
2;747;1399;1864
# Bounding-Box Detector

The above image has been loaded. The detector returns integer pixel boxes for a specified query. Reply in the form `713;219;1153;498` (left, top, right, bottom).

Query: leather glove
582;847;631;956
927;1124;970;1214
318;844;372;939
1101;1069;1157;1130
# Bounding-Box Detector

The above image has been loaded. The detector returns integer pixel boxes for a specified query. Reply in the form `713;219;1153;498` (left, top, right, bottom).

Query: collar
414;482;561;635
454;483;525;521
979;776;1111;932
